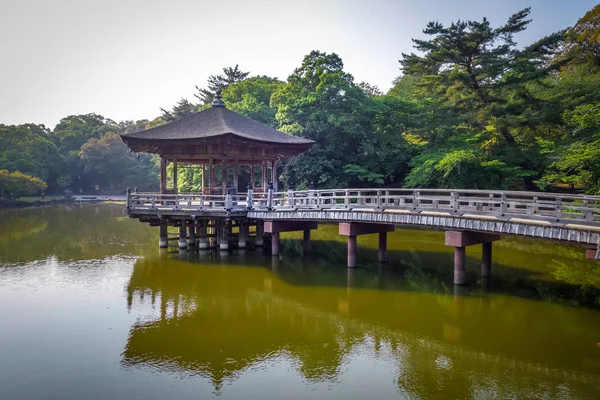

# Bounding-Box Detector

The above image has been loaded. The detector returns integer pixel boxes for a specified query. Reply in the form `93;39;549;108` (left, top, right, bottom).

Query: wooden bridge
126;187;600;284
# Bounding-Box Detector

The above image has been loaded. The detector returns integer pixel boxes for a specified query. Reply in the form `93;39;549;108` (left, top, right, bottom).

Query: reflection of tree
0;212;47;243
124;255;600;397
0;204;155;263
124;257;358;389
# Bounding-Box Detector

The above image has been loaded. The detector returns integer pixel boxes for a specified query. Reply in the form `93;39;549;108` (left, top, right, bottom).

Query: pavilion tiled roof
121;103;314;146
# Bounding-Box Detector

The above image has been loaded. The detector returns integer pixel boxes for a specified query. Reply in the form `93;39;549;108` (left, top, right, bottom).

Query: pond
0;204;599;399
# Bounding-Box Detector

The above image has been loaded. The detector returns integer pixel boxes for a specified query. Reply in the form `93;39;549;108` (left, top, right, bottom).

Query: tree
221;76;284;127
0;170;47;199
160;98;198;122
272;51;399;188
80;133;158;192
195;65;250;105
0;124;63;186
556;4;600;70
357;82;383;97
399;8;565;189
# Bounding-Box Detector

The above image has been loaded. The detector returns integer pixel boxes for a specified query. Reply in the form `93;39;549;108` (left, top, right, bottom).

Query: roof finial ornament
212;88;225;107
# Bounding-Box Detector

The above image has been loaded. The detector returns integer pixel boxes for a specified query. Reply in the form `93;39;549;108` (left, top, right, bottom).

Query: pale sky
0;0;597;129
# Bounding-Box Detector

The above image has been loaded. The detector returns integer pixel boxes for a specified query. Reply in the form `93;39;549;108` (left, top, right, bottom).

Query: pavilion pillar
209;158;214;194
178;222;187;249
272;159;279;192
233;161;239;194
159;222;168;248
262;162;267;191
255;221;264;247
173;159;178;194
201;164;206;194
160;158;167;194
222;160;228;196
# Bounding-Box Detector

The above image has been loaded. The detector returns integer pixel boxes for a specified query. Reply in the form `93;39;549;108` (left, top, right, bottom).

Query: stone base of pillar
178;224;187;249
159;223;168;248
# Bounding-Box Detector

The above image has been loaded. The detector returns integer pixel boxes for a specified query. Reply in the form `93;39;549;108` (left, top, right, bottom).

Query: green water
1;204;600;399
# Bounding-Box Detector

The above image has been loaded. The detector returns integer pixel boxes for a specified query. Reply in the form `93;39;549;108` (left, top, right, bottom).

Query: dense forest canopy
1;5;599;198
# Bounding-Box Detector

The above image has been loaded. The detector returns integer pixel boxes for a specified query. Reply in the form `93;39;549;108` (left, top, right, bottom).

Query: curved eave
120;133;314;157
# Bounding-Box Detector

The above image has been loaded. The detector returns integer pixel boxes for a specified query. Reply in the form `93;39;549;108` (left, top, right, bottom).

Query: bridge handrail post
267;182;274;210
555;197;562;220
247;183;254;210
450;191;458;213
309;182;315;207
225;192;233;211
412;190;419;210
126;187;131;210
500;192;507;216
583;199;593;221
288;185;295;208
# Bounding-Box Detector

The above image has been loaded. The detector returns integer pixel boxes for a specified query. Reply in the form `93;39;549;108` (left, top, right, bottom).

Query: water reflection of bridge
123;255;600;398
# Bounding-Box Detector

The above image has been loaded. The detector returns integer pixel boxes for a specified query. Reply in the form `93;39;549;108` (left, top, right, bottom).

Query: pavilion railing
126;188;600;226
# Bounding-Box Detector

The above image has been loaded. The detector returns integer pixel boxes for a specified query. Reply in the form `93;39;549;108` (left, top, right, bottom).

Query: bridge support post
188;222;196;250
219;221;229;251
238;220;248;249
378;232;388;263
347;235;357;268
481;241;492;277
272;232;280;256
264;221;318;256
445;231;500;285
454;246;467;285
178;223;187;249
159;222;168;248
339;223;395;268
303;230;311;252
255;221;264;247
197;221;208;249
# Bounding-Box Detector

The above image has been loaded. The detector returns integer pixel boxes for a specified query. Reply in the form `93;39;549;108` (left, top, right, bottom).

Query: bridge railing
263;188;600;226
126;188;600;226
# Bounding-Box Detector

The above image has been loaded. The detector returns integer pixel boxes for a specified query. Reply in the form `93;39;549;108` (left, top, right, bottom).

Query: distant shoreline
0;195;127;209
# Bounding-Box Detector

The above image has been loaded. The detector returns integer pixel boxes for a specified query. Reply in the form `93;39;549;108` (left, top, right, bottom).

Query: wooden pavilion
121;90;314;195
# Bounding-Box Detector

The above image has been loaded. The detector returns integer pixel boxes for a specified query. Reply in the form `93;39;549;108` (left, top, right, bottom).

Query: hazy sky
0;0;596;128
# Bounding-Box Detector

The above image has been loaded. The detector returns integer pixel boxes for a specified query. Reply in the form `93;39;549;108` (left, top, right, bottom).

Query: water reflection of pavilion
124;255;600;398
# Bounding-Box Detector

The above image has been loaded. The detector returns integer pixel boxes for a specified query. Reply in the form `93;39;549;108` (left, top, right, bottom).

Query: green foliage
80;133;158;192
195;65;250;105
222;76;284;126
160;98;198;122
0;124;62;184
0;170;47;199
